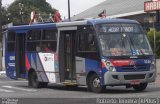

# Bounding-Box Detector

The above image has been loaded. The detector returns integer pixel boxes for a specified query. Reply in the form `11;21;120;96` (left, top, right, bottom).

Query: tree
147;29;160;58
1;7;10;25
7;0;56;24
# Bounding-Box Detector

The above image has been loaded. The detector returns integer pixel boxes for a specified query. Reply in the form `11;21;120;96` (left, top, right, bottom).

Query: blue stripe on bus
32;53;37;67
6;52;16;79
85;59;99;74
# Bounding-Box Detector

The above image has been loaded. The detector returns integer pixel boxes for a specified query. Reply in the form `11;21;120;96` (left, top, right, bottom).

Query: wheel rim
93;78;100;88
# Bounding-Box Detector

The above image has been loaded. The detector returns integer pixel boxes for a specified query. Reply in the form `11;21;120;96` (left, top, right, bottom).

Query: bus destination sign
144;0;160;12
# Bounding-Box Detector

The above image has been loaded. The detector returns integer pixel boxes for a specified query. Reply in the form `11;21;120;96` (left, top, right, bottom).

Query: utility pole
0;0;2;71
68;0;71;21
19;3;24;23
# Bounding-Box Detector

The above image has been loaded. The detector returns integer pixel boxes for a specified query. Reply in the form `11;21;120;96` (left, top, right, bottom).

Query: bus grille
124;74;145;80
121;65;148;72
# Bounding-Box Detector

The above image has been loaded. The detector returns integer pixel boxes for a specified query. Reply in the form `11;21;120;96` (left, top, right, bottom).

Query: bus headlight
108;66;116;72
102;59;116;72
106;61;110;66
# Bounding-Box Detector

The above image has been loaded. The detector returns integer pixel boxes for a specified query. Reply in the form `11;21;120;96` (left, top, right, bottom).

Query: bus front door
15;33;26;79
59;31;76;82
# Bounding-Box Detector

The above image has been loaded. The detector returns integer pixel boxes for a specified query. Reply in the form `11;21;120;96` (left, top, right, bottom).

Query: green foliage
7;0;56;24
1;7;9;25
147;29;160;58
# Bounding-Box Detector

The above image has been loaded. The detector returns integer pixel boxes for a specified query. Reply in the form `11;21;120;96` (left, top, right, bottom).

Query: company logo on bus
111;60;137;67
44;56;54;62
129;60;136;66
129;60;137;70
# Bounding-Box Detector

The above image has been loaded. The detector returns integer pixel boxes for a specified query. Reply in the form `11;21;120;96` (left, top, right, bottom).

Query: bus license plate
130;80;140;85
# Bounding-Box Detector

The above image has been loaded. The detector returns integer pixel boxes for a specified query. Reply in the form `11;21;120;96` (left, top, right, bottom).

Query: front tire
88;74;105;93
133;83;148;91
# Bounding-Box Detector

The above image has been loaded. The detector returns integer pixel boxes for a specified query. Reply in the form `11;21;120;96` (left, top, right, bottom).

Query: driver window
78;32;97;52
77;32;99;60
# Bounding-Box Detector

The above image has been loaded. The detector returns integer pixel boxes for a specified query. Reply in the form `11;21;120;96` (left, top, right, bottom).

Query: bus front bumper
103;71;156;86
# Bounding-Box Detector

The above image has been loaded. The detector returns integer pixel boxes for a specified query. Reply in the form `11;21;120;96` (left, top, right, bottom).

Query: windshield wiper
119;24;145;56
128;36;145;56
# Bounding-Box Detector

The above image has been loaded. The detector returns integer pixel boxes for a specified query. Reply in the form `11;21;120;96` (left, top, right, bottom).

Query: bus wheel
132;83;148;91
29;71;40;88
89;74;105;93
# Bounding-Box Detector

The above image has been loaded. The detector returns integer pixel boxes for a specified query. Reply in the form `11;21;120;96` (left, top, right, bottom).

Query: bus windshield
96;23;153;57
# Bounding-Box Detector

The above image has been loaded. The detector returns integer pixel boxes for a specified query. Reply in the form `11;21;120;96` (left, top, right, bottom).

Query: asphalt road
0;75;160;104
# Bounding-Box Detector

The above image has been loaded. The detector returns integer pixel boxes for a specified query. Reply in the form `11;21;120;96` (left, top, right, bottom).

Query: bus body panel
5;53;16;79
26;52;60;83
75;57;101;85
103;70;156;85
38;53;58;83
110;58;153;72
5;30;16;79
5;18;156;90
2;31;7;71
101;56;156;85
26;52;47;82
75;57;86;85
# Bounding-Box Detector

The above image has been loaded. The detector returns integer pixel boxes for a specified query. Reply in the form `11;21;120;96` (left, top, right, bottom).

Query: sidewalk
0;71;6;77
156;59;160;75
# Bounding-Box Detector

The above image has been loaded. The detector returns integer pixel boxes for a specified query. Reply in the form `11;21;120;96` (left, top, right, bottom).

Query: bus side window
77;32;99;60
27;30;41;40
27;30;41;52
41;29;57;52
78;33;97;52
7;31;16;52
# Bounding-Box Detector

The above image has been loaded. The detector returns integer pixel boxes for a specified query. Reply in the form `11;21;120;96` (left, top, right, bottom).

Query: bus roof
87;18;139;25
8;18;139;31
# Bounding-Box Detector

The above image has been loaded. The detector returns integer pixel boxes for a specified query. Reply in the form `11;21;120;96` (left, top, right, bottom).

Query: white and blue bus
5;18;156;93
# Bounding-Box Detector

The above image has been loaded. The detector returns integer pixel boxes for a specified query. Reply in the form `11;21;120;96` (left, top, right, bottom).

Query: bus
5;18;156;93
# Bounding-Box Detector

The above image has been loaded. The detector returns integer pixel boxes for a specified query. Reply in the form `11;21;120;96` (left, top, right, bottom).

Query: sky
2;0;106;19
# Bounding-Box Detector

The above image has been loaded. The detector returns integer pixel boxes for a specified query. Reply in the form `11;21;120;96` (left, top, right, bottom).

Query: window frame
26;28;57;52
7;31;16;52
77;32;97;53
41;29;57;53
26;29;42;52
76;25;100;60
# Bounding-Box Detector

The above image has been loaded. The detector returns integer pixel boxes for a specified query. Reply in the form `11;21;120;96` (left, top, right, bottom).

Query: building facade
71;0;159;30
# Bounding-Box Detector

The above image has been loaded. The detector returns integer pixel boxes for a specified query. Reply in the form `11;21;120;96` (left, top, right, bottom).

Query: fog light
149;73;153;78
112;75;119;80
